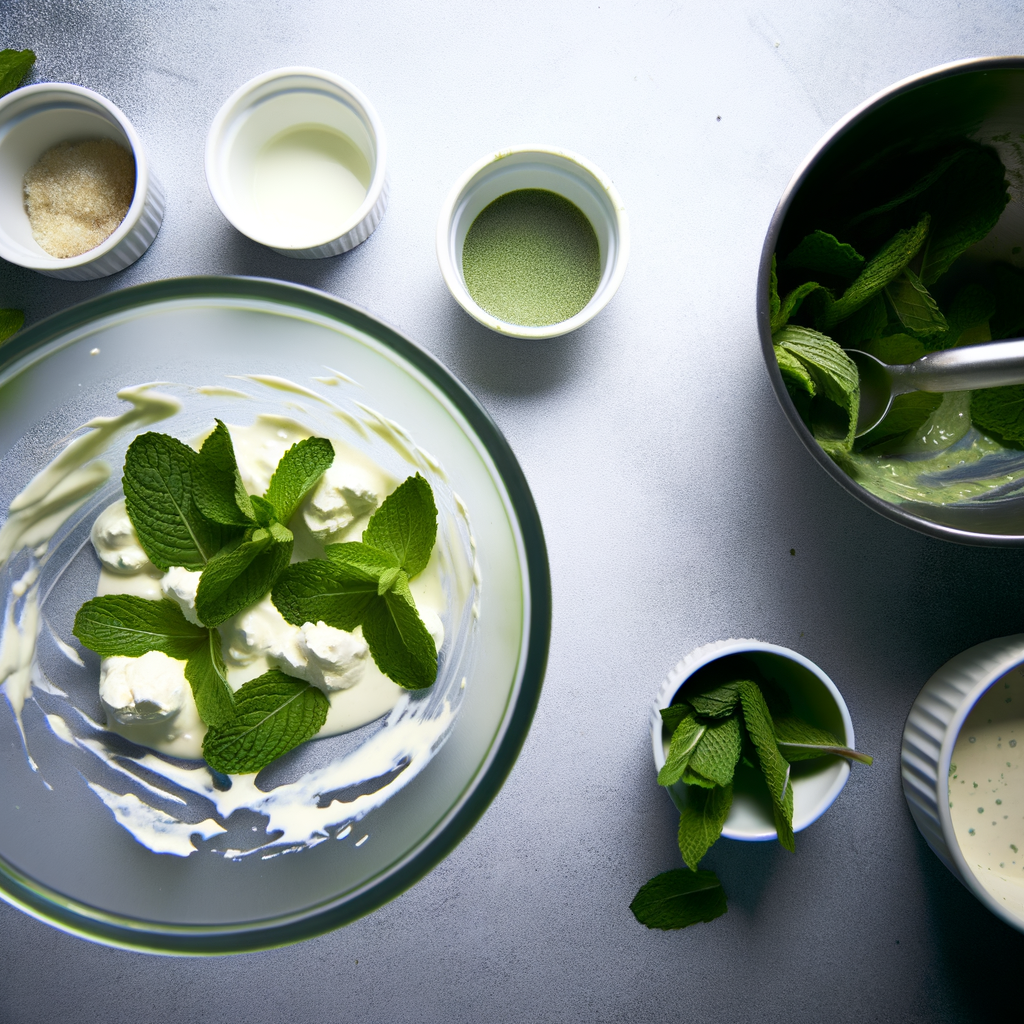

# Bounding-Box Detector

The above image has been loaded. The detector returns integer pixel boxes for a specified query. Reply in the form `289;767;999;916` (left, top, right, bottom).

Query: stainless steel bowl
759;57;1024;546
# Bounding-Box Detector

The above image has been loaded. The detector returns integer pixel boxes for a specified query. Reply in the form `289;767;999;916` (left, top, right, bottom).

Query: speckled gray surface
3;1;1024;1021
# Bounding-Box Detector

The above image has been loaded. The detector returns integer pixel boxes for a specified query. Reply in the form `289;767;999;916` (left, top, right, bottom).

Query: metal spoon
849;339;1024;436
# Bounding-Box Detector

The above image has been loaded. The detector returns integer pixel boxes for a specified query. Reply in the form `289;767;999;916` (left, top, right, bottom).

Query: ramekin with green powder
436;147;629;339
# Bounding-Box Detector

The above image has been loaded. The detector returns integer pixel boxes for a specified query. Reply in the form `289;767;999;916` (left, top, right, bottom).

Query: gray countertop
3;1;1024;1021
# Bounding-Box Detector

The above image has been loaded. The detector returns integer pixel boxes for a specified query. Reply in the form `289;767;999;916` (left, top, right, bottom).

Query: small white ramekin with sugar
436;146;629;340
0;83;164;281
652;638;856;841
205;67;388;259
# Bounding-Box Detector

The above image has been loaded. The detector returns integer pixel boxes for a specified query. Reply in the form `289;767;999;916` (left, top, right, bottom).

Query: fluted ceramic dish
902;635;1024;932
0;83;163;280
651;639;854;840
759;56;1024;546
0;278;549;954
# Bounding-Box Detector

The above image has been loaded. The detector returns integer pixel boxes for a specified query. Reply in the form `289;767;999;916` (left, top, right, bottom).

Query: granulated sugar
23;138;135;258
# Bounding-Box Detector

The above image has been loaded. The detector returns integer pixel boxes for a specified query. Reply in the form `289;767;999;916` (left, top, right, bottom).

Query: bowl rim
650;638;854;841
757;54;1024;548
0;275;551;955
435;144;630;340
203;66;388;253
0;82;153;271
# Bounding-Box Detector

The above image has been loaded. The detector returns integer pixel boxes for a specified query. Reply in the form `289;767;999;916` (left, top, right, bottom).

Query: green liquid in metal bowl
462;189;601;327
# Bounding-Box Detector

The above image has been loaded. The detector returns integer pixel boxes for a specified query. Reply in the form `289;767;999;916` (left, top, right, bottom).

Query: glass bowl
0;277;550;953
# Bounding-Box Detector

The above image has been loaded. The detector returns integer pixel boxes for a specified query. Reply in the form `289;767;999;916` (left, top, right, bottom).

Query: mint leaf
776;346;816;401
866;332;926;365
659;703;693;733
263;436;334;524
0;48;34;98
629;868;727;930
688;681;743;719
773;326;858;410
832;293;888;348
783;230;864;281
970;386;1024;443
738;680;794;852
657;711;706;787
202;669;329;774
194;420;256;526
823;215;930;327
688;717;742;787
885;270;949;338
364;474;437;577
184;628;235;727
195;526;294;627
773;325;860;454
774;715;874;765
73;595;207;659
362;577;438;690
856;391;942;452
273;549;389;631
677;784;733;869
679;765;720;788
123;432;234;571
773;280;831;333
249;494;277;527
0;308;24;344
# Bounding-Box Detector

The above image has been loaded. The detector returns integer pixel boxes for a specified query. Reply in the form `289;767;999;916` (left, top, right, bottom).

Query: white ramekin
651;639;855;841
0;83;164;281
902;634;1024;933
436;146;629;339
205;67;388;259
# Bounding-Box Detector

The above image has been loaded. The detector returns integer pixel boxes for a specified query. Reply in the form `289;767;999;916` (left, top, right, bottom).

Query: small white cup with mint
632;638;870;931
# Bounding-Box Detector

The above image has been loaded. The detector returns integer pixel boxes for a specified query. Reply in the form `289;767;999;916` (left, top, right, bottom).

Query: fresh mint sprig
123;421;334;626
631;674;872;931
272;474;440;690
76;422;345;774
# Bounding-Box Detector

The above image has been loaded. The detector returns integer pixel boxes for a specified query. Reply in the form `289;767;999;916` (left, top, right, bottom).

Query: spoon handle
894;338;1024;393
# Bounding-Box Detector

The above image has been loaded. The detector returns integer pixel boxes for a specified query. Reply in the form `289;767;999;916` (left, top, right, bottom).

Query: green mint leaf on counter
202;669;329;775
123;432;235;571
195;526;294;627
263;436;335;524
362;575;438;690
677;784;733;869
885;269;949;338
274;545;393;631
184;627;235;727
0;308;24;344
688;716;742;787
774;715;874;765
738;680;795;852
783;230;864;282
0;48;35;98
363;473;437;577
969;385;1024;444
73;595;207;659
629;868;728;930
823;214;930;328
194;420;256;526
657;711;706;787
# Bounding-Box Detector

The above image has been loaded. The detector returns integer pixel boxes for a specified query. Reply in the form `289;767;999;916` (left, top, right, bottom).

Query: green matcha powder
462;188;601;327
